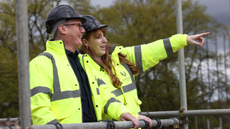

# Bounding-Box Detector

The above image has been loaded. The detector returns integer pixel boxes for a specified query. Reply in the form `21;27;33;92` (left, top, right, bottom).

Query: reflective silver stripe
163;38;173;56
134;45;143;73
109;45;116;55
31;87;80;101
104;97;121;114
31;86;51;97
111;64;137;97
96;88;100;95
97;78;104;95
38;52;80;102
46;119;58;124
52;90;80;101
123;84;136;92
97;78;105;85
111;89;123;97
111;84;135;97
38;52;60;102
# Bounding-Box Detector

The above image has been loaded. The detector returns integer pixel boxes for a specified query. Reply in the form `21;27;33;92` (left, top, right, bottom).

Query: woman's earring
86;46;88;49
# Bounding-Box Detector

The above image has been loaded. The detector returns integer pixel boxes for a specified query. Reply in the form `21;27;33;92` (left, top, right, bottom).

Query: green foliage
27;0;54;58
0;0;19;118
94;0;178;46
0;46;19;117
26;0;95;59
66;0;96;15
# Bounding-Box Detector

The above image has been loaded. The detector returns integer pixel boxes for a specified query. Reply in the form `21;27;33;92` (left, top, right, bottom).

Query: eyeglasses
63;23;84;30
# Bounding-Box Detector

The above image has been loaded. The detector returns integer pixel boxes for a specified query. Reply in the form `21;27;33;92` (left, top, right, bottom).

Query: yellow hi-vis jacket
84;34;188;120
30;39;137;125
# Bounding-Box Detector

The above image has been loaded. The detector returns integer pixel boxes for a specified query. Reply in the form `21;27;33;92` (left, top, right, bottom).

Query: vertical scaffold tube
175;0;189;129
15;0;31;128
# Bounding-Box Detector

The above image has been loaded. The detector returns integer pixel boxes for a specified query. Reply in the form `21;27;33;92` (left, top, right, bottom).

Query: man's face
63;19;85;50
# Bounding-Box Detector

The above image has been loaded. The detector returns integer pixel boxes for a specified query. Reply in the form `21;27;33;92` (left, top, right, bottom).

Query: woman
81;15;209;125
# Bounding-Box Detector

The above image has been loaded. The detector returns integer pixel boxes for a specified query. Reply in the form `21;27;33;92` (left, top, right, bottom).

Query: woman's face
86;29;107;58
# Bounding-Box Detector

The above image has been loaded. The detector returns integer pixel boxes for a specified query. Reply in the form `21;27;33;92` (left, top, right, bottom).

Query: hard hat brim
83;24;108;37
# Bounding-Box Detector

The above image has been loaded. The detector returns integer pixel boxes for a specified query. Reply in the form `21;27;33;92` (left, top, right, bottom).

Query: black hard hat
45;5;86;33
82;15;108;36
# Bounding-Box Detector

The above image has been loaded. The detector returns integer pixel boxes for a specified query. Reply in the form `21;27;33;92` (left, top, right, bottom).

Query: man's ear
82;39;89;47
58;24;67;35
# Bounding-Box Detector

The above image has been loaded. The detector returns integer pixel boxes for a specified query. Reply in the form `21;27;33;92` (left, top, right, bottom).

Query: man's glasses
63;23;83;30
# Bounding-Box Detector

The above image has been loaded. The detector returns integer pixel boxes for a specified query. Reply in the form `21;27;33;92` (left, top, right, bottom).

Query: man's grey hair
51;19;67;39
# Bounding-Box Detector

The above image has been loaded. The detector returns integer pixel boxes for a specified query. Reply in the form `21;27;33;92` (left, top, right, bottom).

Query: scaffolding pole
199;45;206;129
140;109;230;117
0;118;179;129
206;30;214;129
15;0;31;129
0;118;19;123
223;33;230;129
175;0;188;128
215;30;222;129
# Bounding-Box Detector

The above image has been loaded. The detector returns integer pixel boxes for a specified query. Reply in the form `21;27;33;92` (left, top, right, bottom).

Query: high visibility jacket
84;34;188;120
30;40;137;125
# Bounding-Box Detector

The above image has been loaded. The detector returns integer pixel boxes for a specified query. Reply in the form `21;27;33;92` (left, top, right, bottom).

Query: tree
0;0;18;118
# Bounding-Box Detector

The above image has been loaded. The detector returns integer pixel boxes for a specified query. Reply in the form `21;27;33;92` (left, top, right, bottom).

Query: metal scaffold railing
2;108;230;125
0;118;179;129
2;108;230;129
0;118;19;123
140;109;230;118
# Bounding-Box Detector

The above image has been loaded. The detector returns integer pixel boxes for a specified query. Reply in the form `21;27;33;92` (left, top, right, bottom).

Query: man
30;5;139;128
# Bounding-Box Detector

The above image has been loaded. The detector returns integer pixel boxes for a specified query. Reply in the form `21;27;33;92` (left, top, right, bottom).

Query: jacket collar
109;45;116;55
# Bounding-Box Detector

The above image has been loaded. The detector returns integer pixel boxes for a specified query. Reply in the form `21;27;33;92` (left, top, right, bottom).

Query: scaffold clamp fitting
98;119;115;129
173;123;179;128
6;117;12;122
153;118;161;129
184;119;190;124
53;122;63;129
179;107;185;118
139;119;149;129
171;118;179;128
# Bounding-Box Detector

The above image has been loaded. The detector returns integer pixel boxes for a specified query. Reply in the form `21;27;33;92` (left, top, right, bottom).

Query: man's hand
187;32;210;46
120;113;139;129
138;115;152;128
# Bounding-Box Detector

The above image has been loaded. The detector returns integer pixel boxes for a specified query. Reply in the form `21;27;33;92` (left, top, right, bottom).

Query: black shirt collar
65;49;79;57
